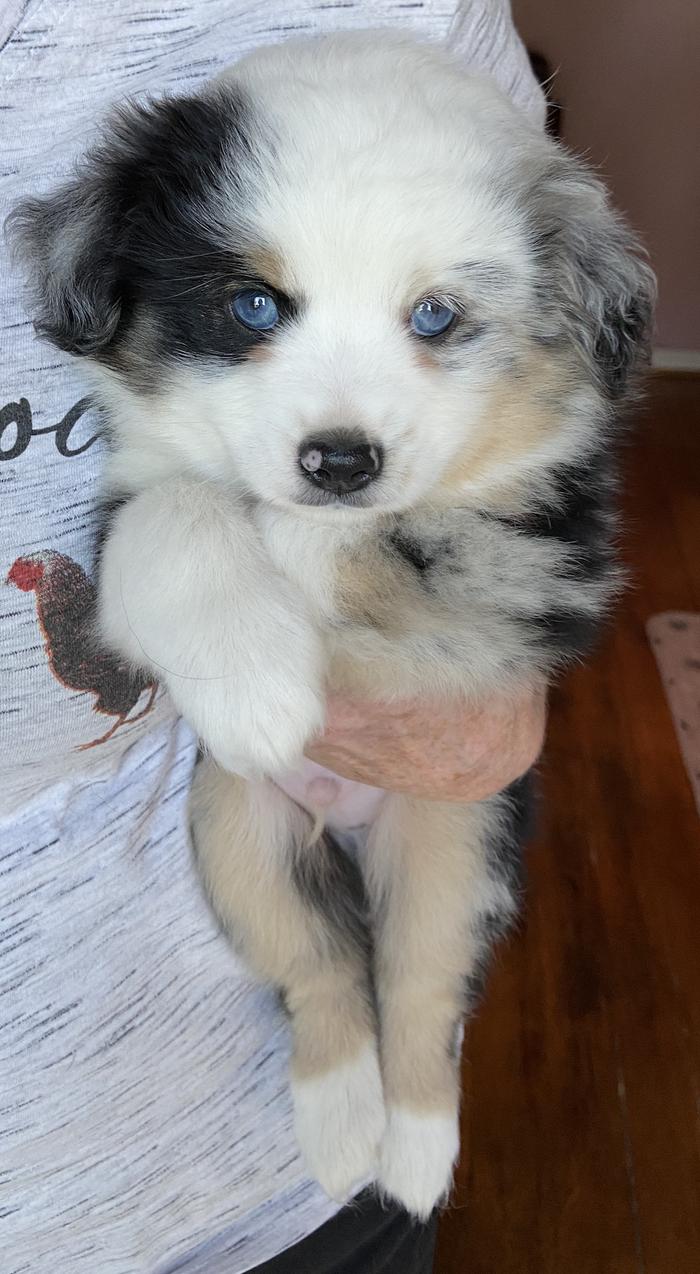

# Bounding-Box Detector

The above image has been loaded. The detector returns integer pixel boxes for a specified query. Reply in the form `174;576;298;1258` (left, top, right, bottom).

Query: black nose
298;436;383;495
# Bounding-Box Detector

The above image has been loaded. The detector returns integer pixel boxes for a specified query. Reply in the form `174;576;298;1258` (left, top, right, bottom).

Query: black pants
251;1192;437;1274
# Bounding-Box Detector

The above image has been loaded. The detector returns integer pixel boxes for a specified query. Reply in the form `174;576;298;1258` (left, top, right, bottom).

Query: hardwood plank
435;376;700;1273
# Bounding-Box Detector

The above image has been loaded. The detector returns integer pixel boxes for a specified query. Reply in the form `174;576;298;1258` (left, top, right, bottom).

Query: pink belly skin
274;759;387;831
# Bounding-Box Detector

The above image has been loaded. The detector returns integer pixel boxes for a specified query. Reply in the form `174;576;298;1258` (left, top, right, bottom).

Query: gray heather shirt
0;3;543;1270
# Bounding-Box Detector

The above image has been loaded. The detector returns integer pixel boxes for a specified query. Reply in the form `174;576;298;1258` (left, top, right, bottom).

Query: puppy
11;32;654;1218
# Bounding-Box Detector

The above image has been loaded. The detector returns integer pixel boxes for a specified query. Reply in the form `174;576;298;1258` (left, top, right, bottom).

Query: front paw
292;1046;386;1203
378;1106;460;1220
196;677;325;778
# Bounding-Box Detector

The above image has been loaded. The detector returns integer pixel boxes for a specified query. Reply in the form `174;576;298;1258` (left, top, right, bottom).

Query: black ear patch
8;181;122;356
7;89;250;359
528;157;656;400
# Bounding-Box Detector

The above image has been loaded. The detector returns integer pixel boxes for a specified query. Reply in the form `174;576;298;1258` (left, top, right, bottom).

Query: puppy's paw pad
378;1107;459;1220
293;1046;385;1202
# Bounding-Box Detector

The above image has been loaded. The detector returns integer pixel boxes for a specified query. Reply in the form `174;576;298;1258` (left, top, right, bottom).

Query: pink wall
512;0;700;351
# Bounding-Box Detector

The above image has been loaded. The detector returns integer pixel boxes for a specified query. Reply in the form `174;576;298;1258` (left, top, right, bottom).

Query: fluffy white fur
292;1045;386;1203
379;1108;461;1221
98;479;325;776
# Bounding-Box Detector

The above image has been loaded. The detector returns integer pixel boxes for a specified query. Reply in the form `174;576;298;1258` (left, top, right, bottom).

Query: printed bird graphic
7;550;158;749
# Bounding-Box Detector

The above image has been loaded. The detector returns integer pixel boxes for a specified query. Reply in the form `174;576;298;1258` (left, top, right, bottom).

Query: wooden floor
435;375;700;1274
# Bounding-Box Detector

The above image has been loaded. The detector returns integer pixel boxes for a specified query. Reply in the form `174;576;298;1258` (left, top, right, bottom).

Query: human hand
306;686;547;802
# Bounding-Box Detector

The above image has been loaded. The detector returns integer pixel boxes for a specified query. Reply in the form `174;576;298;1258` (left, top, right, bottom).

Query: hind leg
191;761;384;1201
365;792;519;1219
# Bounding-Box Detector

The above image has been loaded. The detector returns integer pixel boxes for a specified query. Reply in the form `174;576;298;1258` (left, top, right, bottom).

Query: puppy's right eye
230;288;280;331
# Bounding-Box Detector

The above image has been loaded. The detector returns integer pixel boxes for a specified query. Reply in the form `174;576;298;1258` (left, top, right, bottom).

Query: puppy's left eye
410;299;456;338
230;288;280;331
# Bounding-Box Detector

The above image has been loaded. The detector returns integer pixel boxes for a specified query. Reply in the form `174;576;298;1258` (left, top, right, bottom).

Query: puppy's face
11;33;654;515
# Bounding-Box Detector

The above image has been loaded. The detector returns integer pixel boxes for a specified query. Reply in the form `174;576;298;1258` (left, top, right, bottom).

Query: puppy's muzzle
298;435;383;496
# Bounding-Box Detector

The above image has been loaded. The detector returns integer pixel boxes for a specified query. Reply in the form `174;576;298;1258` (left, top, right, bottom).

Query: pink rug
647;612;700;816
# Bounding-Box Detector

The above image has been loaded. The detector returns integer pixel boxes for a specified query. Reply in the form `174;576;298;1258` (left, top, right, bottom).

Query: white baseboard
652;348;700;371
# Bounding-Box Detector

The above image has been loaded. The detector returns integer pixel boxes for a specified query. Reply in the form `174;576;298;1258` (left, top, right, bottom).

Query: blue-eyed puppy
11;32;654;1217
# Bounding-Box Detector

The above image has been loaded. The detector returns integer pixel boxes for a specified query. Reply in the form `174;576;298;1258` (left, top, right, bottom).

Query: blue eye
230;288;280;331
410;299;456;338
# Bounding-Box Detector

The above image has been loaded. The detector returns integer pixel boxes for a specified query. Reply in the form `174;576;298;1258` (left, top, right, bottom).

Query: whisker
149;250;235;264
163;278;219;301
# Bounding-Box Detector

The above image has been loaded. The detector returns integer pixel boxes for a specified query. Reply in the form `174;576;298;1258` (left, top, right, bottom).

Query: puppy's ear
7;92;244;358
8;170;123;356
530;156;656;400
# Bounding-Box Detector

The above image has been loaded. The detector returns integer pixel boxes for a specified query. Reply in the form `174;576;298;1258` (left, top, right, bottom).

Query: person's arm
306;685;546;802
